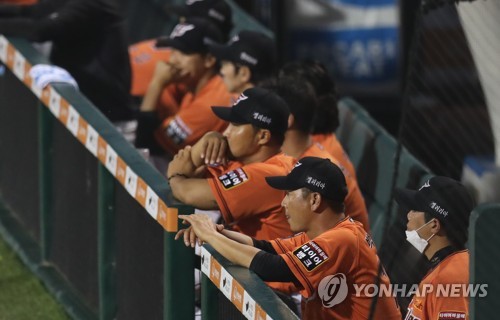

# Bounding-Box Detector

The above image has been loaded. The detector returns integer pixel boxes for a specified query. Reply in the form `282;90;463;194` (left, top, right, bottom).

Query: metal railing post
38;103;53;262
164;205;195;320
201;273;218;320
97;163;117;319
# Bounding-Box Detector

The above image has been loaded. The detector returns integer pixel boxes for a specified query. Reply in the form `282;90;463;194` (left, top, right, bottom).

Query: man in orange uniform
271;80;369;232
279;61;357;179
167;87;295;240
129;0;232;114
395;176;475;320
129;0;233;119
135;18;232;159
176;157;401;319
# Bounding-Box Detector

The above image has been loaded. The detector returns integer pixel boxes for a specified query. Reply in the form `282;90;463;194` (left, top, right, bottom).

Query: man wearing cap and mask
135;17;232;166
167;87;295;240
395;176;475;320
209;30;276;94
175;157;401;319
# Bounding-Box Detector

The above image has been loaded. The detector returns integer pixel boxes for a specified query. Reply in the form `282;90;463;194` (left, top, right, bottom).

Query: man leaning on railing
176;156;402;320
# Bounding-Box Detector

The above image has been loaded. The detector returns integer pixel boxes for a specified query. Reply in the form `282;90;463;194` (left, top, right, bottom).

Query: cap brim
209;43;236;62
211;106;233;122
211;106;247;124
394;188;425;213
155;37;194;54
155;37;177;49
265;176;302;191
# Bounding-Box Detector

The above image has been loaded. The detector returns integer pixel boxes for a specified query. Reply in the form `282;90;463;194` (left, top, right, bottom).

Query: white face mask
405;219;436;253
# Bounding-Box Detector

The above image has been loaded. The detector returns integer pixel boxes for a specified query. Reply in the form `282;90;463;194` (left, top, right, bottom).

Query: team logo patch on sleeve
165;117;192;145
293;241;329;272
218;168;249;190
438;312;466;320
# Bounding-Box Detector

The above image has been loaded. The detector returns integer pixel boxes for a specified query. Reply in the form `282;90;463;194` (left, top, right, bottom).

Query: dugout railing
200;245;299;320
2;35;497;320
0;36;297;320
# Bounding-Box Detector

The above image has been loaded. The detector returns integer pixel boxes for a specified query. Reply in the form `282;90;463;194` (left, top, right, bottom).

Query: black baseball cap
165;0;233;38
156;18;223;54
209;31;276;74
265;157;348;202
395;176;475;245
211;87;290;135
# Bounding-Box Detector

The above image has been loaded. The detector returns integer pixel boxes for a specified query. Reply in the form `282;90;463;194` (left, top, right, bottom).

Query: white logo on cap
253;112;271;124
419;180;431;191
234;93;248;105
230;35;240;44
203;37;217;46
208;9;225;22
429;202;448;217
170;24;195;38
306;176;326;189
240;52;258;65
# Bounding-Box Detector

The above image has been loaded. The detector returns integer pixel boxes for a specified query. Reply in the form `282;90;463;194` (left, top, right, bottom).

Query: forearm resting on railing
178;214;297;282
178;213;258;267
206;232;260;268
220;228;253;246
168;176;218;210
208;233;297;282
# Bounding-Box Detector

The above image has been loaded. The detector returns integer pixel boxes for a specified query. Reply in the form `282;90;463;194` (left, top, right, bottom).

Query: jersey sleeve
271;233;308;254
206;163;286;224
155;99;226;154
426;289;469;320
279;230;356;298
129;41;172;97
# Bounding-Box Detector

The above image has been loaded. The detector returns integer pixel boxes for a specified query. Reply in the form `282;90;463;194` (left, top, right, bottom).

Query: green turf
0;236;69;320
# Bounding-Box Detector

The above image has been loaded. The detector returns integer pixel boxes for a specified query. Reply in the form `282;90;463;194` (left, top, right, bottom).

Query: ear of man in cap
395;176;475;249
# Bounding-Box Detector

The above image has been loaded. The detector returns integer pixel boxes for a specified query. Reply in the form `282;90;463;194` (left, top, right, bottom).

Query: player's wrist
206;229;224;243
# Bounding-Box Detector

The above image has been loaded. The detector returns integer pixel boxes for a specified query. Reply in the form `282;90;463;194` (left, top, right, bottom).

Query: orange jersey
405;250;469;320
154;75;232;154
129;39;171;96
271;217;401;320
206;153;295;240
313;133;357;180
300;143;370;233
129;40;184;118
